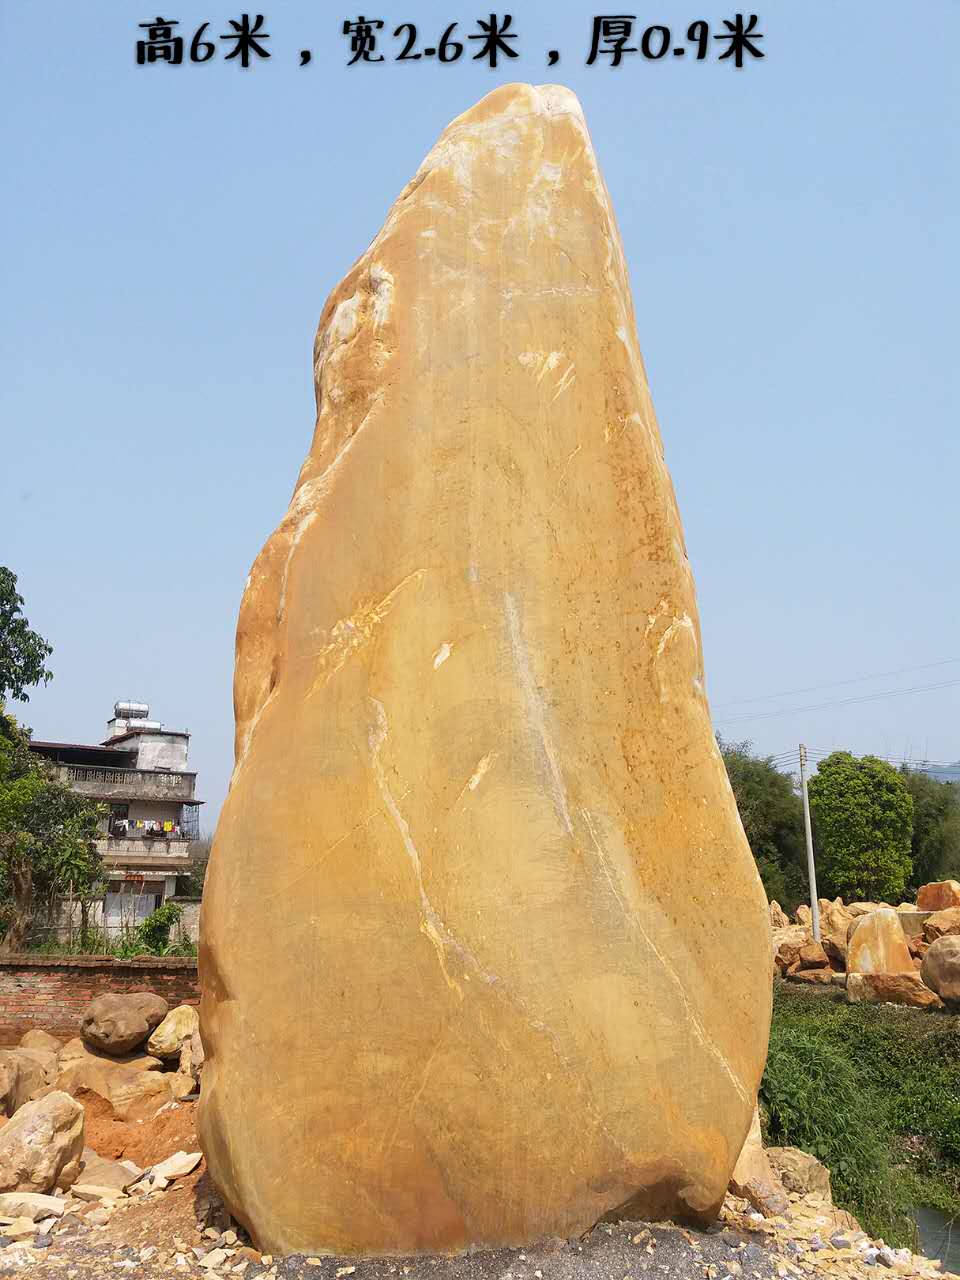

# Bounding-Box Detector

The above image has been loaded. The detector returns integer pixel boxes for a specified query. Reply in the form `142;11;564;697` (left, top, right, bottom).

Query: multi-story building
29;702;202;936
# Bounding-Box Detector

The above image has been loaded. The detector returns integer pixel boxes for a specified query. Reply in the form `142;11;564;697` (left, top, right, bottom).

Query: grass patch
763;981;960;1245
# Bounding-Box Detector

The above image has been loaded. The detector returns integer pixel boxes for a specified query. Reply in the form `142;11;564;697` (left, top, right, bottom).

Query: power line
762;747;958;774
714;676;960;726
802;746;959;770
714;657;960;709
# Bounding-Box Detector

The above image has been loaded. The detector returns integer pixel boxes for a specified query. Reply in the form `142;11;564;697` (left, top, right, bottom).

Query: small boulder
732;1105;793;1213
797;942;830;970
769;901;790;929
0;1049;54;1117
847;908;913;975
52;1059;174;1122
819;898;854;937
0;1192;65;1222
80;993;168;1056
920;936;960;1006
788;969;834;985
146;1005;200;1059
766;1146;832;1199
848;902;884;917
79;1148;142;1193
773;925;812;970
922;908;960;942
152;1150;202;1181
57;1036;162;1075
0;1092;84;1193
917;880;960;912
898;912;932;939
19;1031;62;1055
846;972;943;1009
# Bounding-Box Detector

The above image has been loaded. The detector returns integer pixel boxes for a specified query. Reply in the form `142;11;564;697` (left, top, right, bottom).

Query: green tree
719;738;807;909
900;767;960;892
0;712;104;952
808;752;913;902
0;568;53;703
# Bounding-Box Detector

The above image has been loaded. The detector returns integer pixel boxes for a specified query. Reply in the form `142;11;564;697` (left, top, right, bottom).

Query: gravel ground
0;1215;784;1280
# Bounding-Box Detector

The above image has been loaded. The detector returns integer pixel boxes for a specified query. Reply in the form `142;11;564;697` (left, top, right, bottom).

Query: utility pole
799;744;820;941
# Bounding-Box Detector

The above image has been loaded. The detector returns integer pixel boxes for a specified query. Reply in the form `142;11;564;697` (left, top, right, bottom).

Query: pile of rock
1;994;202;1126
725;1110;944;1278
0;1135;202;1252
771;880;960;1011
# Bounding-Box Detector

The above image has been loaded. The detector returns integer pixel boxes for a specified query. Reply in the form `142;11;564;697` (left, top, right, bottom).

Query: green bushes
31;902;196;959
763;983;960;1244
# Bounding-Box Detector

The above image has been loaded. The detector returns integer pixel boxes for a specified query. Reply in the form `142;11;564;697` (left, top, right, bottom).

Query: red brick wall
0;955;199;1046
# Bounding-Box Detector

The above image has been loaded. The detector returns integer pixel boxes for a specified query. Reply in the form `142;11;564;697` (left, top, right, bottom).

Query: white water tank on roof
115;701;150;719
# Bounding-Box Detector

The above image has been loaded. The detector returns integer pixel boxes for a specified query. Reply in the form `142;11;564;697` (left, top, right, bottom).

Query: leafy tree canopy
0;567;53;704
719;737;807;909
900;766;960;892
808;751;913;903
0;712;104;952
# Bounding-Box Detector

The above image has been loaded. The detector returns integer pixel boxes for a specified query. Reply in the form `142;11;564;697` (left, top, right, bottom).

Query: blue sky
2;2;957;827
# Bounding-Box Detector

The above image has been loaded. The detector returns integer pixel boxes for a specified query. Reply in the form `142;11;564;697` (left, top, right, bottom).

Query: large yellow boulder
847;908;913;975
198;83;772;1257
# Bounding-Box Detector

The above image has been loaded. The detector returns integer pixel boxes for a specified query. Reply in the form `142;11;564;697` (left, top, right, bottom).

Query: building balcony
54;762;197;803
95;836;194;872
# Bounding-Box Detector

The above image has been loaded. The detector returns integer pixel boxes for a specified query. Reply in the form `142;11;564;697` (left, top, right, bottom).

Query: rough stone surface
52;1058;175;1121
922;907;960;942
765;1148;832;1199
769;901;789;929
0;1048;48;1116
78;1147;142;1192
146;1004;200;1059
845;972;943;1009
19;1030;62;1054
729;1110;788;1217
57;1036;162;1075
0;1191;66;1221
897;911;932;938
0;1091;84;1193
917;880;960;912
80;993;169;1056
797;943;829;970
199;83;772;1257
846;908;913;975
920;935;960;1005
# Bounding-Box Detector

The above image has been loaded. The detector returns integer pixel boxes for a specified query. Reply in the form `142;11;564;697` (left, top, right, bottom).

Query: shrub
764;983;960;1245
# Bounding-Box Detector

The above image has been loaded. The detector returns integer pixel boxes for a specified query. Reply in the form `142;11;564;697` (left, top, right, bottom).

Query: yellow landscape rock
917;879;960;912
846;972;943;1009
922;907;960;941
769;901;790;929
199;83;772;1256
146;1005;200;1059
52;1059;174;1121
56;1037;162;1075
846;908;913;975
729;1108;789;1216
920;936;960;1004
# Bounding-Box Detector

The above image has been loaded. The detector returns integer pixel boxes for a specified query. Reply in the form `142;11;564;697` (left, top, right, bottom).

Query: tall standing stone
199;83;772;1257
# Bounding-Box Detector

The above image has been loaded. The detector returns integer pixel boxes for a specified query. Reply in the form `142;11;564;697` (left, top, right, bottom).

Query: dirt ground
77;1089;200;1167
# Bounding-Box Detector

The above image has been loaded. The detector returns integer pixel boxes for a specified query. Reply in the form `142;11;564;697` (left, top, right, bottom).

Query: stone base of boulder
846;972;943;1009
